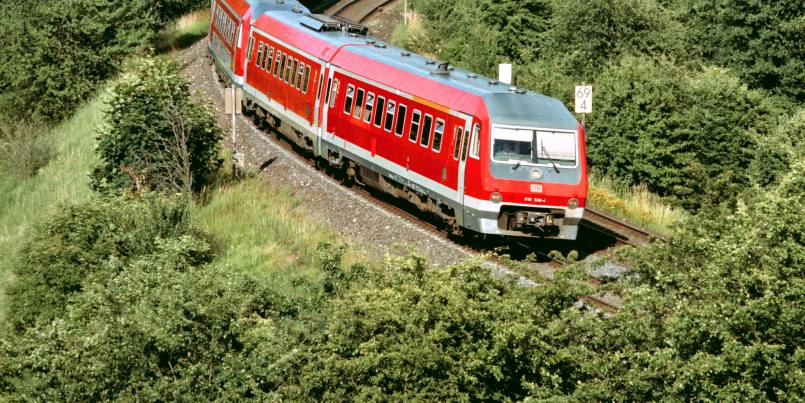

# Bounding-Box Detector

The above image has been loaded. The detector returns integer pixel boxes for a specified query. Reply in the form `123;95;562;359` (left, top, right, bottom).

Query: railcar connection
208;0;588;240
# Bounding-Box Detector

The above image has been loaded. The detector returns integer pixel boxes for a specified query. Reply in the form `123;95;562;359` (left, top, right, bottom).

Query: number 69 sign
575;85;592;114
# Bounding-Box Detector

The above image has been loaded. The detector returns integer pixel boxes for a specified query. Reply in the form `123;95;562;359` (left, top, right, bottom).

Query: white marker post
224;86;244;175
498;63;512;85
575;84;592;127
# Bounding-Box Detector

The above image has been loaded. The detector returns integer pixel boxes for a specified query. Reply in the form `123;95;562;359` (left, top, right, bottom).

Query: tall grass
156;9;210;52
390;11;436;58
0;97;103;323
588;171;687;237
194;175;362;303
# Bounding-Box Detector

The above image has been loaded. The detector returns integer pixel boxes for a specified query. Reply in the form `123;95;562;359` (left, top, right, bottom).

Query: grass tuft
156;9;210;52
588;171;687;237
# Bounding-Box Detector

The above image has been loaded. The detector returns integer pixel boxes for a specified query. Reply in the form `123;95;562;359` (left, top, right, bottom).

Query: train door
455;118;472;226
319;66;343;152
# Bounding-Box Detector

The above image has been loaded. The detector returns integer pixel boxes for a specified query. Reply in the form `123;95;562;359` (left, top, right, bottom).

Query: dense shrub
584;58;779;210
413;0;552;74
0;0;208;124
681;0;805;102
4;196;202;330
749;109;805;187
289;256;587;401
552;156;805;401
91;57;222;194
541;0;691;80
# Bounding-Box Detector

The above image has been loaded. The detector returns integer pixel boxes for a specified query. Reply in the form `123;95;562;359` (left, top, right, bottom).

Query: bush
584;57;779;210
541;0;692;80
0;0;209;124
4;196;203;329
682;0;805;102
0;120;53;178
91;57;222;195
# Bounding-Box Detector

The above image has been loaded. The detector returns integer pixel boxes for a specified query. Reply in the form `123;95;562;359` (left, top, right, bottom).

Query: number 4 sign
575;85;593;114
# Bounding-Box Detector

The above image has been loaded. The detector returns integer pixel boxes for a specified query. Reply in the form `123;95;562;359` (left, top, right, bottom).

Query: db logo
530;184;543;193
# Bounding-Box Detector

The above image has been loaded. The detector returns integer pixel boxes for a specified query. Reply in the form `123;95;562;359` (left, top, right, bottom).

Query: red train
209;0;587;240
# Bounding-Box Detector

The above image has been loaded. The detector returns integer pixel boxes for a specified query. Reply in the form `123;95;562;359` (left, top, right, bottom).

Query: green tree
585;57;779;210
681;0;805;102
539;0;691;80
4;196;201;330
91;57;222;194
0;0;208;123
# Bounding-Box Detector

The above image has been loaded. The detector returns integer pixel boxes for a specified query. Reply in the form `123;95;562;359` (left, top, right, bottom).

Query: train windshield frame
491;126;578;168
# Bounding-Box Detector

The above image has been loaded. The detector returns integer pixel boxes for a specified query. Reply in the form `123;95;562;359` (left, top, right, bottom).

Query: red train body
209;0;587;240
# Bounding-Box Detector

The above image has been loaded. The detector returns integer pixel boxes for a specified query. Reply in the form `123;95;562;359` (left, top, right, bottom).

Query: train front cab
460;93;587;241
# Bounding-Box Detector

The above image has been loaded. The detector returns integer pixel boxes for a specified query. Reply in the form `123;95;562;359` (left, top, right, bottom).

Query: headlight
530;168;543;180
567;198;579;209
490;192;503;203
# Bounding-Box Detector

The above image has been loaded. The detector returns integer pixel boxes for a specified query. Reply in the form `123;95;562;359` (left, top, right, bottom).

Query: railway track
582;208;665;246
327;0;396;23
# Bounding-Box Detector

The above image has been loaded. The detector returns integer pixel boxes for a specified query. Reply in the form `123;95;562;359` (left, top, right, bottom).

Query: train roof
252;3;577;130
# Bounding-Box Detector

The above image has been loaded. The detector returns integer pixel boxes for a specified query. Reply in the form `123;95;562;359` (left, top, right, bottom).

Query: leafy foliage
4;196;202;330
412;0;552;75
585;58;779;210
681;0;805;102
0;0;208;123
290;256;587;401
91;57;222;194
540;0;692;80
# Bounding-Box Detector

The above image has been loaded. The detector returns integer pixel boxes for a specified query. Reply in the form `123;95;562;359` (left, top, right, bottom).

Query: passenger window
344;84;355;114
325;78;332;104
432;119;445;152
363;92;375;123
395;104;407;136
279;54;287;79
420;114;433;147
384;100;396;132
452;126;463;160
374;96;385;127
273;51;282;76
286;58;295;83
263;47;273;70
256;43;264;67
302;65;311;93
409;110;421;142
461;129;471;161
329;79;339;108
296;63;304;89
469;124;481;159
353;88;365;118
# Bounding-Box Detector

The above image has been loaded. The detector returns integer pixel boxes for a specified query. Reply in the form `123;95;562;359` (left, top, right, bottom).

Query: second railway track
327;0;396;23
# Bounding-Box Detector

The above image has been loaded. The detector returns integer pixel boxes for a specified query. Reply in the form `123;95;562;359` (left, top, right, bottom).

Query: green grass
198;174;361;263
156;9;210;52
587;171;687;237
0;97;103;323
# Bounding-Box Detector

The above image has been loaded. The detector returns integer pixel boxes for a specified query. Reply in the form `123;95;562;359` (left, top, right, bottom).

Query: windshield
492;127;577;167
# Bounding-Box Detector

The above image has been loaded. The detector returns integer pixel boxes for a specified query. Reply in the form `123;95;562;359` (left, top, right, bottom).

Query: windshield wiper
541;145;561;173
